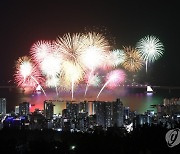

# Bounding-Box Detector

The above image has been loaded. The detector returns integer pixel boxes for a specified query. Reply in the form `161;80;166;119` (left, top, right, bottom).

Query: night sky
0;1;180;86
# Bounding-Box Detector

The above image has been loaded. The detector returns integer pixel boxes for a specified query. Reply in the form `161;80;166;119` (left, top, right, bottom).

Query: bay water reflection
1;87;180;114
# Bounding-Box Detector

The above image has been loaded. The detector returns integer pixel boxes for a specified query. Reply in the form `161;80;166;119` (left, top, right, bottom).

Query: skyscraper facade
79;101;88;113
66;102;79;119
105;102;113;128
44;101;54;119
93;100;124;128
112;98;124;127
19;102;29;116
0;98;6;115
93;101;105;127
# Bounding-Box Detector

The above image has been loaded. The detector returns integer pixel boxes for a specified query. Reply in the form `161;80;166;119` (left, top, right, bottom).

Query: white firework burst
136;35;164;72
109;49;125;67
136;35;164;62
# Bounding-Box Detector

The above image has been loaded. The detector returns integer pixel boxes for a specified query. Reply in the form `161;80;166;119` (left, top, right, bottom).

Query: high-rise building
66;102;79;129
15;106;19;115
62;109;69;119
0;98;6;115
157;103;180;116
78;112;88;131
124;107;130;120
19;102;29;116
66;102;79;119
112;98;124;127
133;114;152;128
62;109;71;131
93;100;124;128
88;114;96;129
79;101;88;113
43;100;66;116
93;101;106;127
46;100;66;115
44;101;54;119
105;102;113;128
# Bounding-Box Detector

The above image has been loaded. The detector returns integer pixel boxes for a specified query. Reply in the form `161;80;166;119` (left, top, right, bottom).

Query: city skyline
1;96;180;131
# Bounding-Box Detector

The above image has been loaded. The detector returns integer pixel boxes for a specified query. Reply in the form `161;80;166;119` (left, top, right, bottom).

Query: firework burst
30;40;63;95
136;35;164;72
46;76;60;88
14;56;46;96
81;32;110;97
107;49;125;67
85;72;101;87
56;33;85;66
62;61;84;100
122;46;143;72
40;52;62;78
56;33;86;99
81;32;110;69
30;40;55;63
